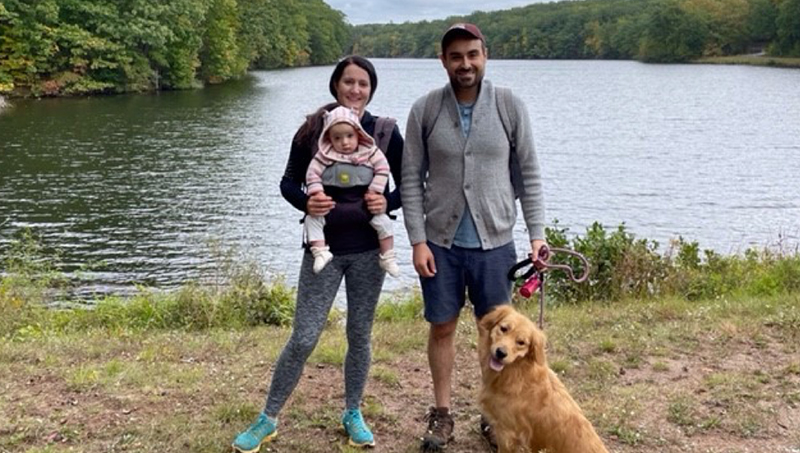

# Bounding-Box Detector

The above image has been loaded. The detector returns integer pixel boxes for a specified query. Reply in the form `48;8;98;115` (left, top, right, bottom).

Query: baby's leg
306;216;332;273
378;236;393;254
369;214;393;250
305;215;327;247
370;214;399;277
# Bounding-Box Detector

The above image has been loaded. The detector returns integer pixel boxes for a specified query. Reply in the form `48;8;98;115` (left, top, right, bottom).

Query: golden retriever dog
478;305;609;453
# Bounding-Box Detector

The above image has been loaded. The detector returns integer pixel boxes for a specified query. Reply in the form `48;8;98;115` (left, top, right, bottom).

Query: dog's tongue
489;357;504;372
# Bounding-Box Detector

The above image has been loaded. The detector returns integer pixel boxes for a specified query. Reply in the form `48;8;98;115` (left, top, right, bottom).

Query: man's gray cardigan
401;80;545;250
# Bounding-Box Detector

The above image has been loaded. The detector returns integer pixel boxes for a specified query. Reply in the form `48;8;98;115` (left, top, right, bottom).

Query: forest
1;0;799;97
0;0;349;96
351;0;800;61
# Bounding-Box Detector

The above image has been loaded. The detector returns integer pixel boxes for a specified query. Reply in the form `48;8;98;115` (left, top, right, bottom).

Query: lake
1;59;799;298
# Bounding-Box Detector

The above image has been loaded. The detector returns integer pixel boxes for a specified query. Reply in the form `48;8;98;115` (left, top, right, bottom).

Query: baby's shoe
311;246;333;273
379;249;400;277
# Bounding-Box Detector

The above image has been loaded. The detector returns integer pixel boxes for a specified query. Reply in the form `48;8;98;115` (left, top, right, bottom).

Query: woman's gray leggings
264;249;385;417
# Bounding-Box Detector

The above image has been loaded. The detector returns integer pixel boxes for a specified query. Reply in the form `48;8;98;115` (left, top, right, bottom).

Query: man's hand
412;242;437;278
364;191;387;215
307;191;335;217
531;239;547;261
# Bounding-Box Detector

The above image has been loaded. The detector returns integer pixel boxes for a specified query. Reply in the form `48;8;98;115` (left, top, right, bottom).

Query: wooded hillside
351;0;800;62
2;0;798;97
0;0;349;96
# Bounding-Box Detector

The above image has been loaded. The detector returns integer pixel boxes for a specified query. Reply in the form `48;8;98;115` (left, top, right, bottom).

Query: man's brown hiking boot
420;407;454;452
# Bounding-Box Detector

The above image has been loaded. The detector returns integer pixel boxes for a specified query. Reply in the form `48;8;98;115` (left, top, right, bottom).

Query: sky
326;0;542;25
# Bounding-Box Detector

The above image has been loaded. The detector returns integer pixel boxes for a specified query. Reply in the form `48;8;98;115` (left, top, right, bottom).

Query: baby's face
328;123;358;154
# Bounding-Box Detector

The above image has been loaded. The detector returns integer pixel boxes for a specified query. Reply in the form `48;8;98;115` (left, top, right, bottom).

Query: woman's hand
364;191;387;215
307;191;335;217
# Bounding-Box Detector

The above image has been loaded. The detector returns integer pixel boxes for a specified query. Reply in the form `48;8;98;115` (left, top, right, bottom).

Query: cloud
327;0;539;25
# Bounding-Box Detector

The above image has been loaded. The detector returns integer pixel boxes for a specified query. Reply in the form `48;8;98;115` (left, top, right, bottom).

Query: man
401;23;546;451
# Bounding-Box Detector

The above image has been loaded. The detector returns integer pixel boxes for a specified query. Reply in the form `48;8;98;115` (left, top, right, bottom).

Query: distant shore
693;54;800;68
3;55;799;101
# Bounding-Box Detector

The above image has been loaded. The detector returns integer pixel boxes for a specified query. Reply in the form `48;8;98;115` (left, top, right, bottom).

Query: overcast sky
326;0;541;25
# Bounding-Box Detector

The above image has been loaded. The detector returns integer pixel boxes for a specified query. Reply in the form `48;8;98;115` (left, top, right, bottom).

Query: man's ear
439;52;447;68
479;304;513;331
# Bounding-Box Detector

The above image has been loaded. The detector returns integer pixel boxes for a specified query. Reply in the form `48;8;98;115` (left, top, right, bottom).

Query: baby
305;106;399;276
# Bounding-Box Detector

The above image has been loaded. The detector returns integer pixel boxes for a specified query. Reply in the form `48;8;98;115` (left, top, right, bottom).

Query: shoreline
3;56;799;100
692;54;800;68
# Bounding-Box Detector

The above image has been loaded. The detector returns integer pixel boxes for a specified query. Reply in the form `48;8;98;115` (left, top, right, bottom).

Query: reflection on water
1;60;799;298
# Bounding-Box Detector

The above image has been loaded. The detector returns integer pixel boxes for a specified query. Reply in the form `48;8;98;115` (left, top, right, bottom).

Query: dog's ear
527;325;547;367
479;304;513;331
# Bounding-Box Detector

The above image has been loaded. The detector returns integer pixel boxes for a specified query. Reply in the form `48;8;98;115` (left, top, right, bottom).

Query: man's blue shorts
420;241;517;324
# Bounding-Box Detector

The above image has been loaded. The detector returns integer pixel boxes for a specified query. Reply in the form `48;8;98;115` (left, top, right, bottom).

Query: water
1;59;799;298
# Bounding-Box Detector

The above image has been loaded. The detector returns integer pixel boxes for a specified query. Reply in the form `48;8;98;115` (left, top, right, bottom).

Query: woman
232;56;403;452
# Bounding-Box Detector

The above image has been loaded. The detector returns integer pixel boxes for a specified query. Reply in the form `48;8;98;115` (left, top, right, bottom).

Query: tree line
2;0;799;97
351;0;800;62
0;0;349;96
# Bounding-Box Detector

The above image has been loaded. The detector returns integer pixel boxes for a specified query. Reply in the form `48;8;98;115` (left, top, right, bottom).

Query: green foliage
305;0;350;65
0;0;350;96
61;273;296;332
0;229;64;305
153;0;208;90
350;0;784;63
2;0;792;95
747;0;779;43
0;233;295;338
200;0;247;84
677;0;752;56
375;294;424;322
639;0;708;62
237;0;312;69
773;0;800;56
0;229;64;337
539;221;800;304
544;221;669;303
4;224;800;336
51;264;296;333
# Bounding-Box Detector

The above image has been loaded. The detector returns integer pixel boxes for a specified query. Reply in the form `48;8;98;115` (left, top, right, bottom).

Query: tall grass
0;230;295;338
3;223;800;337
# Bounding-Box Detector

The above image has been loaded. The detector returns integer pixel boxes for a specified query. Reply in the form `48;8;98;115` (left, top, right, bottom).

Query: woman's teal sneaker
342;408;375;448
232;413;277;453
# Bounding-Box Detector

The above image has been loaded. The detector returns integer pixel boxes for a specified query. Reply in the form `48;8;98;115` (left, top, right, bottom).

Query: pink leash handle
508;246;590;329
542;247;590;283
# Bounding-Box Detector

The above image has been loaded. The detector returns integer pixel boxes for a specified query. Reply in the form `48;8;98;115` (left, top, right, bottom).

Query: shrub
544;221;668;303
538;222;800;304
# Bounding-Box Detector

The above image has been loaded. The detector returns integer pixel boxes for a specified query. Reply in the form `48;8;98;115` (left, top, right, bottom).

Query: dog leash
507;246;590;329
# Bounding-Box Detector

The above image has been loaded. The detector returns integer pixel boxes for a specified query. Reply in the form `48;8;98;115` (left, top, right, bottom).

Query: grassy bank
1;294;798;452
2;226;799;451
693;54;800;68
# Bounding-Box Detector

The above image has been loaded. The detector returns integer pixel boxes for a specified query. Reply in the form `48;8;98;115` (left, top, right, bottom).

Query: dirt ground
1;305;799;453
269;339;800;453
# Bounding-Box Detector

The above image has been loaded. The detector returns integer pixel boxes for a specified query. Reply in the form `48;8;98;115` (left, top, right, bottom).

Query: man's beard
450;68;483;90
